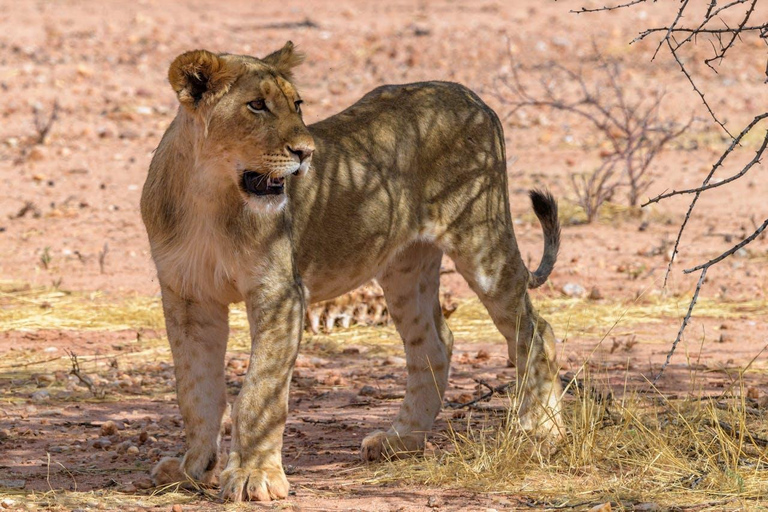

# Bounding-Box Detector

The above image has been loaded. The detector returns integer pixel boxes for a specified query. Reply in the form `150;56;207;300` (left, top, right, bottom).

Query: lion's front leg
151;286;229;486
219;277;304;502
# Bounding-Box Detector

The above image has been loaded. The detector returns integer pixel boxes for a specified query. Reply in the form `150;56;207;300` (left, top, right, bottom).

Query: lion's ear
262;41;305;81
168;50;237;108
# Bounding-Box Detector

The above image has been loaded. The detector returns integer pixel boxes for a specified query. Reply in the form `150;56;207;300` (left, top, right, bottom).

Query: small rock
119;483;137;493
384;355;406;366
0;479;26;490
90;438;112;450
427;496;443;508
0;498;17;509
101;420;118;436
342;347;360;355
134;477;154;490
30;389;50;402
138;431;149;444
562;282;586;298
718;333;734;344
0;429;10;440
126;445;139;455
589;503;611;512
588;287;603;300
171;505;183;512
359;385;378;397
475;349;490;361
747;387;760;400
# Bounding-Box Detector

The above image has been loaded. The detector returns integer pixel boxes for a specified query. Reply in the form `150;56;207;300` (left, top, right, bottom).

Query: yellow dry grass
367;378;768;509
3;281;768;508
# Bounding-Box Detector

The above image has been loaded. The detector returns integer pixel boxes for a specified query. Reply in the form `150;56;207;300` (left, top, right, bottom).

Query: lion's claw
220;465;289;502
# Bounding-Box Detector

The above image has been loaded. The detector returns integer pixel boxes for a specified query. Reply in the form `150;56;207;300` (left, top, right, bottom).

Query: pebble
30;389;50;402
427;496;443;508
384;355;406;366
588;287;603;300
100;420;118;436
359;385;378;397
126;446;139;455
90;437;112;450
562;282;586;298
171;505;183;512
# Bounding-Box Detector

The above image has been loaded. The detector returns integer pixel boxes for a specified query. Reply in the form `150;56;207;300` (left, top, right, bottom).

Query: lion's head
167;42;315;213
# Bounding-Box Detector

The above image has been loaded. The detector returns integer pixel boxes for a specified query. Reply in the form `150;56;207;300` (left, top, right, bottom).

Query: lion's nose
287;145;314;162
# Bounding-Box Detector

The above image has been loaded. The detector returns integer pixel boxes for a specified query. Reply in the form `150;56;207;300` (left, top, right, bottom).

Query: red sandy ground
0;0;766;510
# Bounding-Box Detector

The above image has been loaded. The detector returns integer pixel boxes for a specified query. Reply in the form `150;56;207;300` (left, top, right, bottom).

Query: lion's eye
295;99;303;114
247;99;267;113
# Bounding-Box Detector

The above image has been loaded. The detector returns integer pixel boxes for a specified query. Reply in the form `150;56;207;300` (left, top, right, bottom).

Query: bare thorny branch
567;0;767;379
497;48;692;216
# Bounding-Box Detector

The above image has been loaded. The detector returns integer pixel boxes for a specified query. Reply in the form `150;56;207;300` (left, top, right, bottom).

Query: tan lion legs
151;287;229;486
449;231;563;438
361;242;454;460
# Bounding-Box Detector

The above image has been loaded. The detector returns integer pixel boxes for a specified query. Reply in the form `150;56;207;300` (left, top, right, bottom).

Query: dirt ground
1;0;767;510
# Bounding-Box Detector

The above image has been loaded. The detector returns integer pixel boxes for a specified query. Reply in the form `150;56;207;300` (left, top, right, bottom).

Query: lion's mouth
241;171;287;196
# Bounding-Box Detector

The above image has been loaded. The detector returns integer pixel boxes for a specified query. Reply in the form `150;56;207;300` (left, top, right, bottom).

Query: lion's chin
243;193;288;215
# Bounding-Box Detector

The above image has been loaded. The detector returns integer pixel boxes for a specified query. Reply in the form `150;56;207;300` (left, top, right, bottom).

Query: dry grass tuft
368;376;768;509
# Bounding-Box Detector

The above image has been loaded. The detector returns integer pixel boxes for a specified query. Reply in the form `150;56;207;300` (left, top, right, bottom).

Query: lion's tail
527;189;560;289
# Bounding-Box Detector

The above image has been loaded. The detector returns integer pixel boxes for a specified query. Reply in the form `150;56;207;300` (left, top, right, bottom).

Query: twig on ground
66;349;105;398
34;101;60;145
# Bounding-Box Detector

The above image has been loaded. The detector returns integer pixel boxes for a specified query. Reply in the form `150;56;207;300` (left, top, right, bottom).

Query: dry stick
654;219;768;381
704;0;758;69
643;121;768;204
66;349;104;398
651;0;690;61
667;37;733;137
568;0;648;14
34;101;60;145
653;268;707;383
685;218;768;274
644;114;768;286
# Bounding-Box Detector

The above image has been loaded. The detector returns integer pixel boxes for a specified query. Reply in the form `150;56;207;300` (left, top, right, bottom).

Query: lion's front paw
219;455;289;502
360;430;425;461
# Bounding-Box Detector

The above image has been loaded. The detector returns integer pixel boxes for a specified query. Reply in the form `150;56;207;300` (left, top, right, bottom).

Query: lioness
141;42;563;502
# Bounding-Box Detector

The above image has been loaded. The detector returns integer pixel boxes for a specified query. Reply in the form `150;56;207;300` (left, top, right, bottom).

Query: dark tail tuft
527;189;560;289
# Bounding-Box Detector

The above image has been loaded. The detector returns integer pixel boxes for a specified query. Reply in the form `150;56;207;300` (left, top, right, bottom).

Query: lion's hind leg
448;229;564;440
361;242;454;461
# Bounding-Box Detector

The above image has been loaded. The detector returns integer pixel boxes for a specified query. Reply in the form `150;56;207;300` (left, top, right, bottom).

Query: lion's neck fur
142;110;254;301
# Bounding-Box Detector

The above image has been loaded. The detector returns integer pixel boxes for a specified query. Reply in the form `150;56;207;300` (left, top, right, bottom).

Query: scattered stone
384;355;406;366
119;483;137;493
747;387;759;400
588;287;603;300
0;429;10;440
127;445;139;455
0;479;26;490
475;349;490;361
588;503;611;512
101;420;118;436
138;431;148;444
30;389;50;402
134;477;153;490
427;496;443;508
359;385;378;397
718;333;733;344
90;437;112;450
562;282;586;298
171;505;183;512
